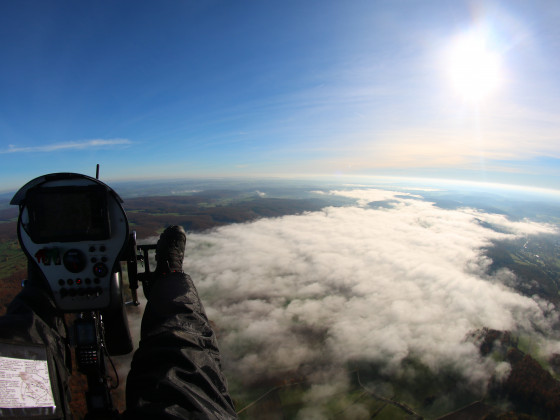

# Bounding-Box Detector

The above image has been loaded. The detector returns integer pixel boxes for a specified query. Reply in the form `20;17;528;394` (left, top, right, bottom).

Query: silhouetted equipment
10;171;157;419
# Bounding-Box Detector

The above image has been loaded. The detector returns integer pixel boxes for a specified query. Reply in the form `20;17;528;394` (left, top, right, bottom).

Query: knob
92;262;108;278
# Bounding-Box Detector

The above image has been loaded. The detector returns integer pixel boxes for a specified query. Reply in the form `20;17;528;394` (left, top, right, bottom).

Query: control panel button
34;249;47;264
63;249;87;273
92;262;108;277
35;248;62;266
52;249;61;265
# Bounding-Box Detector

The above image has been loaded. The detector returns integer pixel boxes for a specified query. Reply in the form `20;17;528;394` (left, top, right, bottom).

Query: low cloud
1;139;132;153
180;189;558;411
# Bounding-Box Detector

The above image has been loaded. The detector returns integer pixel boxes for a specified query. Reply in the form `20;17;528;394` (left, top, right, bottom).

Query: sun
446;31;503;103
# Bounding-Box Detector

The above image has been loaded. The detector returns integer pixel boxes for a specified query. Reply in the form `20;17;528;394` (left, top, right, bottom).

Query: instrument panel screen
26;186;111;243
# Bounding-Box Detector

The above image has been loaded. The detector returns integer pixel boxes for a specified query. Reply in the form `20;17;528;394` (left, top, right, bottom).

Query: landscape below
1;178;560;419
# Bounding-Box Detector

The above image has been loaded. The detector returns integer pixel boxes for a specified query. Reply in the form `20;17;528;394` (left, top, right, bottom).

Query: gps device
26;185;110;244
11;173;129;312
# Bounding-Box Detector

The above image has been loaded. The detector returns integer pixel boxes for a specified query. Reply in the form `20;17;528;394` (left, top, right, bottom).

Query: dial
92;262;108;277
63;249;87;273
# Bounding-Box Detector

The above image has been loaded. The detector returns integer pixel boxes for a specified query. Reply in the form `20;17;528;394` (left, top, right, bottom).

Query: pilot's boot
155;225;186;274
143;225;186;299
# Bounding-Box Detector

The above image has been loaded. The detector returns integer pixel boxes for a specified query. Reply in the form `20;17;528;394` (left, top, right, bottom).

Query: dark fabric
124;272;237;419
0;272;237;419
0;286;73;419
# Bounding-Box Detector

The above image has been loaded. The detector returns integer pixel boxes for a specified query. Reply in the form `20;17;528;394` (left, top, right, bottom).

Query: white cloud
313;189;420;207
1;139;132;153
181;189;558;410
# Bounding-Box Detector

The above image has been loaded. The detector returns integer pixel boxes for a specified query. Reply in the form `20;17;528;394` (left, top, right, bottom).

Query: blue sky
1;0;559;192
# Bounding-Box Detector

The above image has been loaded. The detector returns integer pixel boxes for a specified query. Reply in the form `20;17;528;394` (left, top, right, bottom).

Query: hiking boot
155;225;187;274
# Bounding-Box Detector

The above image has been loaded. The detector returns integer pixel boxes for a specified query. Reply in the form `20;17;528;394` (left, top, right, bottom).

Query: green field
0;241;26;279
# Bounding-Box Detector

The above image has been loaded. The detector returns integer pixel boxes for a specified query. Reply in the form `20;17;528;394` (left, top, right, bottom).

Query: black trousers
0;272;237;419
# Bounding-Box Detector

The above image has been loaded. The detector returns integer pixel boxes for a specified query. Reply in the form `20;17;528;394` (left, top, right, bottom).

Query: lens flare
446;31;503;103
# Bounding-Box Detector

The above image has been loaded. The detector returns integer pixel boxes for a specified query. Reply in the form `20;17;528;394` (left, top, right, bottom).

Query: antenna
96;164;100;180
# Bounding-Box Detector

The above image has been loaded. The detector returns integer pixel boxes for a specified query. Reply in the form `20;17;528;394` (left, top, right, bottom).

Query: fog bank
181;189;558;409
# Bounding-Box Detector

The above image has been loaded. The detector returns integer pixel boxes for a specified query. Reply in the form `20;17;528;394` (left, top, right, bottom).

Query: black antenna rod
96;164;100;180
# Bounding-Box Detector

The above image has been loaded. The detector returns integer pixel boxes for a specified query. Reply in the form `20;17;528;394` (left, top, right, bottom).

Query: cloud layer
181;189;558;410
1;139;131;154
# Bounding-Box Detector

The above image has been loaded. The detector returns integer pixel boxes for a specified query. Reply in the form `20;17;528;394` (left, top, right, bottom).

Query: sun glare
446;31;503;103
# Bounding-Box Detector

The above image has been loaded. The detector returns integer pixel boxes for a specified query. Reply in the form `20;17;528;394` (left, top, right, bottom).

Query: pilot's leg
124;226;237;419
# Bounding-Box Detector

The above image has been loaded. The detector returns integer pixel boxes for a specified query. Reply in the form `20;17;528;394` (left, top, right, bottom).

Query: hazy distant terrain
1;178;560;419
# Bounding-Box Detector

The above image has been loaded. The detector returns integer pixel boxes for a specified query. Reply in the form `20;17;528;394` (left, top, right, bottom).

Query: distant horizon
3;172;560;203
